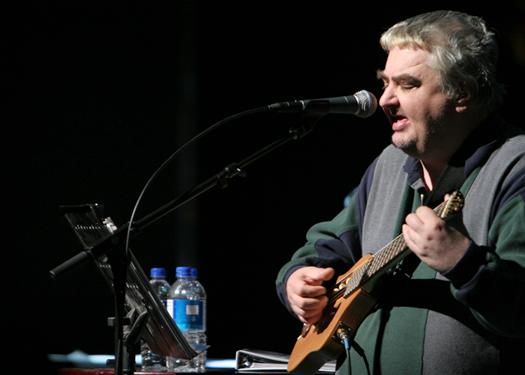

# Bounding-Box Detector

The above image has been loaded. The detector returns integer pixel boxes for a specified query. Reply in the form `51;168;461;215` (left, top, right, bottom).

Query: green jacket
276;119;525;374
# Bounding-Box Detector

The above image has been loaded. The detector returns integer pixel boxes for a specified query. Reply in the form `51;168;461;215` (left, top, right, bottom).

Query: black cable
350;339;371;375
123;106;268;260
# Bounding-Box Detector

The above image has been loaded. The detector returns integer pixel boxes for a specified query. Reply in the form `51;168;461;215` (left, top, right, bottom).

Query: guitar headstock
438;190;464;220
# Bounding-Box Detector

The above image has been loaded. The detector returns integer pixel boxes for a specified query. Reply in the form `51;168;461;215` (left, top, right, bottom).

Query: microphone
268;90;378;118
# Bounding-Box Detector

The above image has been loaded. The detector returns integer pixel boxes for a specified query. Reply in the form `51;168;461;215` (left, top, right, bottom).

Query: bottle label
168;299;204;331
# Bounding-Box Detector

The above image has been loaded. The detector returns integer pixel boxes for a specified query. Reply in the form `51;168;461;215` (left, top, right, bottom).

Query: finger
304;267;335;285
301;295;329;311
290;282;327;298
318;267;335;281
294;309;322;325
302;284;329;298
415;205;439;221
303;311;323;325
289;294;328;311
291;301;325;323
405;212;423;230
403;223;418;250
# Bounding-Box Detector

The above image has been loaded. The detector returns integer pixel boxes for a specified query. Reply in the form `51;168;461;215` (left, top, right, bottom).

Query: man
276;10;524;375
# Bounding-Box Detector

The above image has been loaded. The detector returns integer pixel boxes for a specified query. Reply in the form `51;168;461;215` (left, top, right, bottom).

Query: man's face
377;46;457;159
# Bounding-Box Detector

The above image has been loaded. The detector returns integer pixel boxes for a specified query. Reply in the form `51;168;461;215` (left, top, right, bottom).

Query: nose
379;85;399;111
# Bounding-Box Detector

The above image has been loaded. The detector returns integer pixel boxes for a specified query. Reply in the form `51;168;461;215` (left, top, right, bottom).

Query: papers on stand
235;348;336;373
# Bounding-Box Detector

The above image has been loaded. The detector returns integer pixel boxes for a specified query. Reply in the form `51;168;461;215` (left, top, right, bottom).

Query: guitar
287;191;465;375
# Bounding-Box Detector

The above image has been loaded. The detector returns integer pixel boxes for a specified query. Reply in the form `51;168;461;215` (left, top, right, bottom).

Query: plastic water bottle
141;267;171;371
166;266;207;372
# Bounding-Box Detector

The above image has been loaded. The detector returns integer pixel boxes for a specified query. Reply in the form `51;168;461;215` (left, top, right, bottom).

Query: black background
10;1;524;373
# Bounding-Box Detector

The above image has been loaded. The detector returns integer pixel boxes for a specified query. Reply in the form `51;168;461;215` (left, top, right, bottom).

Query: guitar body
288;255;379;375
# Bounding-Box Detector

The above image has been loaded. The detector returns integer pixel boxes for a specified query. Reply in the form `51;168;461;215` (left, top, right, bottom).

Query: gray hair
380;10;504;115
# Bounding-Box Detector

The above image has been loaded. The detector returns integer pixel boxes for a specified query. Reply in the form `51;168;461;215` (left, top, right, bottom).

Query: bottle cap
150;267;167;279
190;267;198;278
149;267;166;279
175;266;193;278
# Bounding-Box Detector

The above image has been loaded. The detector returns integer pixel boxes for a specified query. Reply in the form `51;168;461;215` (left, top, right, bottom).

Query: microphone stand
134;113;324;231
49;112;324;375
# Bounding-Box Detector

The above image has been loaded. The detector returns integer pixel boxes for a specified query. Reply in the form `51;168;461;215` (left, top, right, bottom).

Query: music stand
60;203;196;372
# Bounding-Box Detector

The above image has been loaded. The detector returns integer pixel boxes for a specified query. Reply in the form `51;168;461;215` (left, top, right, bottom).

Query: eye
400;79;420;90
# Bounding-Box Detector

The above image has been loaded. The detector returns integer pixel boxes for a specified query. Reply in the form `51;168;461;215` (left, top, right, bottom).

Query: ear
455;95;469;113
452;83;472;113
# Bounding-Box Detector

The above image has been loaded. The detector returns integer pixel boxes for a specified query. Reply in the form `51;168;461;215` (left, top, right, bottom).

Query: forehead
380;46;434;79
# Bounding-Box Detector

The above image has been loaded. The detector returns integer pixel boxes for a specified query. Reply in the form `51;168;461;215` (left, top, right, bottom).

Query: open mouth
391;115;409;131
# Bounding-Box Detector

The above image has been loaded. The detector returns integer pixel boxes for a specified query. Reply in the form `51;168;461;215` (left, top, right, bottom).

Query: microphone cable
124;106;268;259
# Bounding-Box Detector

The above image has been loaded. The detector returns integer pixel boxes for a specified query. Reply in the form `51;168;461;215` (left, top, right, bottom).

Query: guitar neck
365;234;407;279
359;196;454;285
